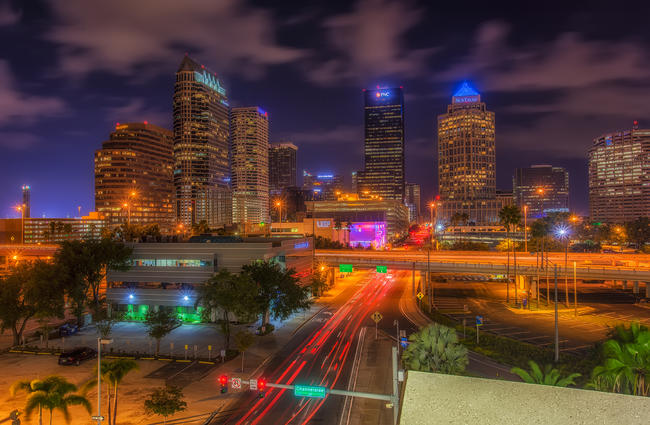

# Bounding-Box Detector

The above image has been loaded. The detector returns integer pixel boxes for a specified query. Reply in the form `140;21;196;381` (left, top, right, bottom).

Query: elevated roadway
316;250;650;282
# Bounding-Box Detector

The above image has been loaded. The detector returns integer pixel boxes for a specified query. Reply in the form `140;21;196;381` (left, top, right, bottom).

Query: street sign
91;416;105;421
376;265;387;273
295;384;327;398
400;336;409;348
371;311;383;323
231;377;242;389
249;379;258;391
416;292;424;300
339;264;353;273
476;315;483;326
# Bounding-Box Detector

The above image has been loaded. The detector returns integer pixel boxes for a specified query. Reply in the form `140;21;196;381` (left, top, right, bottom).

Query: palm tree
511;361;580;387
83;358;139;425
402;323;468;374
499;205;522;303
590;327;650;396
11;376;91;425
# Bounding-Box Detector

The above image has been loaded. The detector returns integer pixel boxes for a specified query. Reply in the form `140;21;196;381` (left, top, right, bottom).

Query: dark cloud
45;0;307;79
105;98;170;128
0;0;19;26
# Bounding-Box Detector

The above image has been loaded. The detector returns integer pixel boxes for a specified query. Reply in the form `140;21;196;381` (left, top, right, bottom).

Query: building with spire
437;82;508;225
173;55;231;229
230;107;270;225
357;87;405;202
21;185;30;218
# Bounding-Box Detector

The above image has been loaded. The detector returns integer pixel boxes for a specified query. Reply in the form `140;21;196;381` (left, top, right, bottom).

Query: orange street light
570;215;578;223
536;188;545;195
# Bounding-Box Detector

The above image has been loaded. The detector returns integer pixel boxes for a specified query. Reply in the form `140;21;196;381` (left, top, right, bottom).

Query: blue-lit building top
359;86;405;202
303;170;343;201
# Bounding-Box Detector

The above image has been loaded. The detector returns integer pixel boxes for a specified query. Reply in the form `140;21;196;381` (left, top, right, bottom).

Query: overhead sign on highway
376;265;387;273
295;384;327;398
339;264;353;273
371;311;383;323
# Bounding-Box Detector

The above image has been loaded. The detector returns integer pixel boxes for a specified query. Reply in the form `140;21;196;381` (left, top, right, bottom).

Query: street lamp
555;225;570;307
523;205;528;252
122;203;130;225
96;338;113;425
14;204;25;244
275;200;282;223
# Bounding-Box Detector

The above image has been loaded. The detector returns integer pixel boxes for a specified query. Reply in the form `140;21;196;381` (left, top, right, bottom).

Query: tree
191;220;211;236
402;323;468;374
499;205;522;303
82;359;139;425
11;376;91;425
334;217;342;243
626;217;650;248
242;260;312;331
234;330;255;372
104;223;162;242
196;269;259;351
590;324;650;396
55;239;132;322
144;386;187;425
144;309;181;357
0;261;65;346
95;310;124;339
310;268;330;297
511;361;580;387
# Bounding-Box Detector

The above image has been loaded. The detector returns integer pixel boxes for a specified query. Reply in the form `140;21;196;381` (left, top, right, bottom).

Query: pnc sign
375;90;391;98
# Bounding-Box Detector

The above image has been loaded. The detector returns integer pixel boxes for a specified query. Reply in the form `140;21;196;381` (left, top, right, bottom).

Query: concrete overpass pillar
646;282;650;298
633;281;639;295
623;280;628;291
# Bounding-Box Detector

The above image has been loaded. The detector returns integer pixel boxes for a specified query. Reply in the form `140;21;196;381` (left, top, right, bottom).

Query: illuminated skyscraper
589;122;650;223
303;171;343;200
230;107;269;224
173;55;231;228
357;87;405;201
405;182;421;223
21;185;30;218
437;83;504;225
95;122;174;231
514;165;569;218
269;142;297;194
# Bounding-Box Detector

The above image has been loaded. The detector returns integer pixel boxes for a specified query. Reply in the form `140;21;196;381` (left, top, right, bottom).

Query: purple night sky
1;0;649;218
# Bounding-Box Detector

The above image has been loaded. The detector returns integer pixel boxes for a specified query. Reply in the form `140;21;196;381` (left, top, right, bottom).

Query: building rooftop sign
194;70;226;96
452;81;480;104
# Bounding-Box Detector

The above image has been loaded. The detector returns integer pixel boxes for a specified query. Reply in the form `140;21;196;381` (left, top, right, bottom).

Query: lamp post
123;203;130;225
555;225;570;308
523;205;528;253
554;265;559;363
96;337;113;425
15;205;25;244
275;200;282;223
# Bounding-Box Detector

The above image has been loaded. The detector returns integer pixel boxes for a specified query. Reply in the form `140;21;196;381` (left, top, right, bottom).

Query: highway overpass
315;250;650;282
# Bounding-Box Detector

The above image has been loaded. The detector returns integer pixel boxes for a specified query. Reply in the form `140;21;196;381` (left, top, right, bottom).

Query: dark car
58;347;96;366
58;323;78;337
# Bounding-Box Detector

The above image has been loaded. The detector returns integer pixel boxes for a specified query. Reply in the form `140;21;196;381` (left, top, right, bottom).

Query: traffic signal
219;375;228;393
258;377;267;398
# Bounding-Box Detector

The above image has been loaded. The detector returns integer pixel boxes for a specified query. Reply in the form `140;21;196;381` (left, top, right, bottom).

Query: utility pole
564;238;569;307
391;346;400;425
554;265;559;363
573;261;577;317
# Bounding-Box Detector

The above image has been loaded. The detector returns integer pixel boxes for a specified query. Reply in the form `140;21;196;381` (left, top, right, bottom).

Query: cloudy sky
1;0;649;218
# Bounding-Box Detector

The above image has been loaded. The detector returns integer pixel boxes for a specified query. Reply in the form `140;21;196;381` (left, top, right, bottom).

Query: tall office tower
303;170;344;200
173;55;231;228
589;121;650;223
351;171;358;193
357;87;405;201
95;122;174;231
269;142;297;194
437;82;502;225
230;107;270;224
405;183;421;223
21;185;31;218
514;165;569;219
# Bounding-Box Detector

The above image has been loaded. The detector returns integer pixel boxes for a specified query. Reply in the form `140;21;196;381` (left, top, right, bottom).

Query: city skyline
2;1;650;218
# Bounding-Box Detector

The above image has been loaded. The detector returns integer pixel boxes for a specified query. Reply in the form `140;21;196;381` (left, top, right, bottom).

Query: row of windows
131;259;213;268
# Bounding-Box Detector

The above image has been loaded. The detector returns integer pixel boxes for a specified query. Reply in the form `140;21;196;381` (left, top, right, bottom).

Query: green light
294;385;327;398
376;266;387;273
339;264;353;273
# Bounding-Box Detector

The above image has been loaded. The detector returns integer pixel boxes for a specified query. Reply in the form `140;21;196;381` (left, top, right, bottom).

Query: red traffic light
258;378;266;391
219;375;228;386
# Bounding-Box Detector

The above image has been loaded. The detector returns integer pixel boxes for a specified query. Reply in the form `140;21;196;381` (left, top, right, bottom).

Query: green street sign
376;266;387;273
294;385;327;398
339;264;353;273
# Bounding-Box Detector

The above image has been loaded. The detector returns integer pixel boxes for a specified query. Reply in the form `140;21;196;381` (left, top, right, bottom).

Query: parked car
58;323;78;337
58;347;96;366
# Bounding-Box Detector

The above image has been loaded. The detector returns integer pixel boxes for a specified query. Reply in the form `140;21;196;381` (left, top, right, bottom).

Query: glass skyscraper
173;55;231;228
269;142;297;194
230;107;270;224
514;165;569;218
589;122;650;223
358;87;405;201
